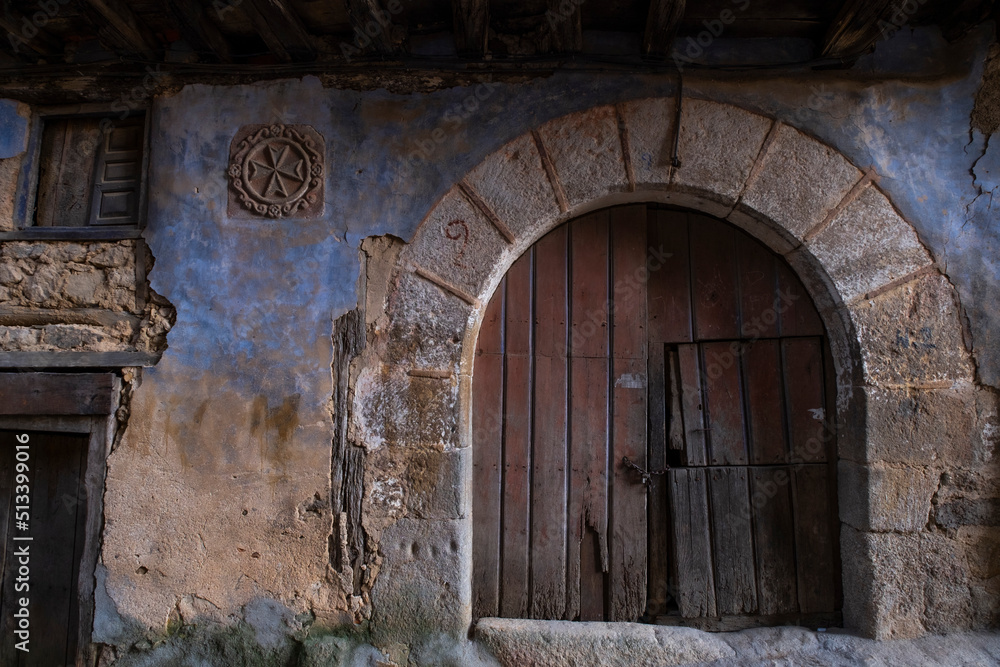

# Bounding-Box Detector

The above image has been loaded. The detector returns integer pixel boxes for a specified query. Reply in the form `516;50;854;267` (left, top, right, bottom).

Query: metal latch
622;456;669;487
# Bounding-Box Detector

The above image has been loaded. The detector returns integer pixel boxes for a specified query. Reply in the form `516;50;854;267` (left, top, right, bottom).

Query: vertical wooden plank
647;209;692;344
609;206;648;621
472;285;504;618
530;226;568;619
569;357;609;621
668;468;716;617
744;340;788;465
793;464;836;614
676;343;706;466
777;261;824;337
26;433;88;665
690;214;740;340
750;467;798;615
701;341;748;466
646;344;670;617
500;252;532;618
783;337;827;463
736;231;779;339
570;210;609;359
708;467;757;615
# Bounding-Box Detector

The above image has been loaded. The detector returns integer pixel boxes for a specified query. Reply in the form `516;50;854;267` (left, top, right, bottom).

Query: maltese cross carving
228;124;324;219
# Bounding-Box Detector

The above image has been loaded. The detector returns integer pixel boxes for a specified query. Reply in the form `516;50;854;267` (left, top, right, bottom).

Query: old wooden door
472;205;840;628
0;430;90;665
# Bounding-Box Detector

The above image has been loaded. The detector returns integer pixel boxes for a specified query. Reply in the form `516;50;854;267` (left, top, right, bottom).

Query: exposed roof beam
242;0;317;62
168;0;233;62
821;0;897;59
344;0;399;56
642;0;686;59
0;6;64;59
546;0;582;53
452;0;489;57
80;0;159;59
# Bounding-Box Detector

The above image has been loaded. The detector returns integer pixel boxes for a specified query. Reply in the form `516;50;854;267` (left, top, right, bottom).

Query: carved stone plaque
228;124;324;219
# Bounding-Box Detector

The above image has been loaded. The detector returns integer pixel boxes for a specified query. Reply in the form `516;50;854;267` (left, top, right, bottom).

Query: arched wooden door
472;204;840;629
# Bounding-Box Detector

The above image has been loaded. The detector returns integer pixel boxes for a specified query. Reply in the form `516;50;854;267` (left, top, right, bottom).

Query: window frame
8;103;151;241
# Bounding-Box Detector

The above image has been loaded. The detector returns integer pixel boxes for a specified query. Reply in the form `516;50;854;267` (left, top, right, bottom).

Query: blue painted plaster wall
0;99;27;159
142;25;999;449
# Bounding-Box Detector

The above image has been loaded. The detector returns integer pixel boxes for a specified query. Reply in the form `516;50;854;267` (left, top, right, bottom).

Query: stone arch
354;98;977;643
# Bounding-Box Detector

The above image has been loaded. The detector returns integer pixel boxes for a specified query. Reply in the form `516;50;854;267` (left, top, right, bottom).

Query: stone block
839;460;939;532
370;517;470;645
385;269;472;369
807;186;932;304
620;96;676;189
352;364;460;451
366;445;467;520
535;105;629;210
725;206;798;255
841;527;972;639
847;271;973;386
673;99;771;209
739;123;862;241
464;132;561;244
476;618;734;666
852;383;978;464
405;186;508;300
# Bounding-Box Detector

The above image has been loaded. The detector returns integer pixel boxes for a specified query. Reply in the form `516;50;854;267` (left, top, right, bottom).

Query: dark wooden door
0;430;90;666
472;205;840;627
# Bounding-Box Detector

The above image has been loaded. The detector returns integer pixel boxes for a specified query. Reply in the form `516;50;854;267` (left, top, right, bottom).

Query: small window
31;113;146;228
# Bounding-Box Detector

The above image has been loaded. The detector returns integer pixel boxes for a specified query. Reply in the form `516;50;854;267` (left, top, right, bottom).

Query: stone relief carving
228;124;324;219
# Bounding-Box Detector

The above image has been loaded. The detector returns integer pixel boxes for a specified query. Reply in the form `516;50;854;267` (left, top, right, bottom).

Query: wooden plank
782;338;826;463
0;373;115;416
568;356;609;621
611;205;647;359
0;8;63;58
451;0;489;56
676;343;706;466
477;278;504;356
690;215;740;340
744;341;787;465
0;351;160;368
25;433;89;665
610;356;647;622
500;254;532;618
570;211;609;359
609;206;648;622
530;226;568;619
168;0;233;62
792;464;836;614
80;0;159;58
345;0;398;56
472;304;504;620
708;467;757;615
0;306;139;329
666;347;685;452
642;0;686;59
244;0;317;62
821;0;897;59
737;231;778;339
669;468;716;617
36;117;101;228
546;0;583;52
647;209;692;344
751;467;798;615
701;341;747;466
777;260;823;337
647;343;669;617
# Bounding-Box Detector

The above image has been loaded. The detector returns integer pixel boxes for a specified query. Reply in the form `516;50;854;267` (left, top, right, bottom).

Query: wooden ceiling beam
80;0;159;59
167;0;233;62
642;0;686;59
344;0;399;56
546;0;582;53
0;7;64;59
242;0;317;62
821;0;897;59
452;0;489;57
